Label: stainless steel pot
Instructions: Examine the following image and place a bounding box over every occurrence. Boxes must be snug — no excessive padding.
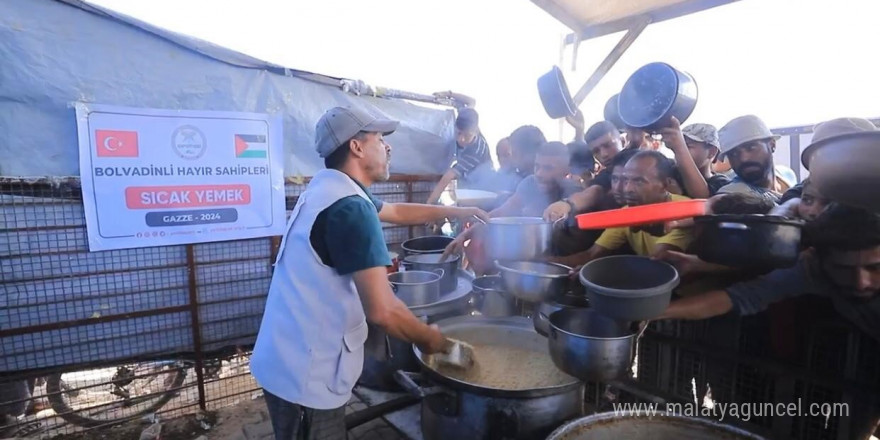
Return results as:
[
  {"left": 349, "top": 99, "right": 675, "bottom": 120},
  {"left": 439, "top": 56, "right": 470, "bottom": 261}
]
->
[
  {"left": 401, "top": 235, "right": 454, "bottom": 256},
  {"left": 470, "top": 275, "right": 518, "bottom": 317},
  {"left": 496, "top": 260, "right": 571, "bottom": 303},
  {"left": 485, "top": 217, "right": 554, "bottom": 261},
  {"left": 548, "top": 308, "right": 635, "bottom": 382},
  {"left": 547, "top": 411, "right": 768, "bottom": 439},
  {"left": 579, "top": 256, "right": 679, "bottom": 321},
  {"left": 389, "top": 269, "right": 444, "bottom": 306},
  {"left": 402, "top": 253, "right": 459, "bottom": 294},
  {"left": 405, "top": 316, "right": 584, "bottom": 440},
  {"left": 533, "top": 293, "right": 590, "bottom": 337}
]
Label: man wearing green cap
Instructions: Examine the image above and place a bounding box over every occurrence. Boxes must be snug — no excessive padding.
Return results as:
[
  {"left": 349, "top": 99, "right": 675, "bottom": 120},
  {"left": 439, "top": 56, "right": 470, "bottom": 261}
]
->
[{"left": 251, "top": 106, "right": 487, "bottom": 439}]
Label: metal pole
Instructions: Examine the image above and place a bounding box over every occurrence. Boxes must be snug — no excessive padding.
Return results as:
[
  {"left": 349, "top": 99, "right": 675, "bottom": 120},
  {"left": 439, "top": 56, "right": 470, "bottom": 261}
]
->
[
  {"left": 571, "top": 16, "right": 651, "bottom": 106},
  {"left": 186, "top": 245, "right": 208, "bottom": 411}
]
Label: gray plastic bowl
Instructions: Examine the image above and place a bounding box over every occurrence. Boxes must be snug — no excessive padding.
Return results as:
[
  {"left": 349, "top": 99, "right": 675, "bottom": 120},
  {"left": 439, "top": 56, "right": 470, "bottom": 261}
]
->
[{"left": 579, "top": 256, "right": 679, "bottom": 321}]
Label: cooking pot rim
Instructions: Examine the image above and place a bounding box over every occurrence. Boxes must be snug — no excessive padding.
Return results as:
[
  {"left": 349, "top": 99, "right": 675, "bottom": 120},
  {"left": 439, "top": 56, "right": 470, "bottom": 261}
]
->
[
  {"left": 496, "top": 260, "right": 570, "bottom": 279},
  {"left": 548, "top": 309, "right": 636, "bottom": 340},
  {"left": 548, "top": 410, "right": 768, "bottom": 439},
  {"left": 471, "top": 275, "right": 505, "bottom": 292},
  {"left": 388, "top": 270, "right": 442, "bottom": 285},
  {"left": 694, "top": 214, "right": 805, "bottom": 226},
  {"left": 403, "top": 253, "right": 460, "bottom": 264}
]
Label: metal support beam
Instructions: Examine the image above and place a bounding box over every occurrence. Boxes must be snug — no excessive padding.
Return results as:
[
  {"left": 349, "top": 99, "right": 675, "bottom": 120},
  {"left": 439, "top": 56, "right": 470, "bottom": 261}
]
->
[{"left": 571, "top": 16, "right": 650, "bottom": 106}]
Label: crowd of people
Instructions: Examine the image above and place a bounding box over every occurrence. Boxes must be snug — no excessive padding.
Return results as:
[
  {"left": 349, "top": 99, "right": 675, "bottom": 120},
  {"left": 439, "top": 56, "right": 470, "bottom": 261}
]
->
[{"left": 436, "top": 96, "right": 879, "bottom": 438}]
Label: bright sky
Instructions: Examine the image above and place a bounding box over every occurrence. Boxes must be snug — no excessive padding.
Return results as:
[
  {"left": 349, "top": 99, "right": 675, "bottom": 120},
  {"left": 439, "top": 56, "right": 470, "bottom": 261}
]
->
[{"left": 89, "top": 0, "right": 879, "bottom": 153}]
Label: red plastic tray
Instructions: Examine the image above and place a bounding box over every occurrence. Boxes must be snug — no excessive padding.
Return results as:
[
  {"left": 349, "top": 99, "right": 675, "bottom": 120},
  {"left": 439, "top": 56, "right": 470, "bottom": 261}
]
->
[{"left": 576, "top": 199, "right": 707, "bottom": 230}]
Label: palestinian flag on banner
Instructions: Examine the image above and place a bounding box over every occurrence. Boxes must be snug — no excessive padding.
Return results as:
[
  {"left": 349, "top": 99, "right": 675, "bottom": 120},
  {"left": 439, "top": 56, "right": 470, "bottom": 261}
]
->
[{"left": 235, "top": 134, "right": 267, "bottom": 158}]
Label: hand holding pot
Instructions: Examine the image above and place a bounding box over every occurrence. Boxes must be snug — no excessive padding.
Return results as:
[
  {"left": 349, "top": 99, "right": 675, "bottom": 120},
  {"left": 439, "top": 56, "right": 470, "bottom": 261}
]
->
[
  {"left": 653, "top": 249, "right": 707, "bottom": 278},
  {"left": 544, "top": 200, "right": 571, "bottom": 223},
  {"left": 657, "top": 116, "right": 687, "bottom": 151}
]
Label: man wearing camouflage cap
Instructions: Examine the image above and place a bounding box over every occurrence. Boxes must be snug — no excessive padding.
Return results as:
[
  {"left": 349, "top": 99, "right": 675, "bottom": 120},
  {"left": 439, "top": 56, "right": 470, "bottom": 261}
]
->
[
  {"left": 251, "top": 106, "right": 488, "bottom": 439},
  {"left": 682, "top": 123, "right": 731, "bottom": 195}
]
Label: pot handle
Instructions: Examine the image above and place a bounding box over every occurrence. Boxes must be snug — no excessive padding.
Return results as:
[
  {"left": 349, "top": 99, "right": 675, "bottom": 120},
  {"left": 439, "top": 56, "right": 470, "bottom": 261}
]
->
[
  {"left": 393, "top": 370, "right": 447, "bottom": 399},
  {"left": 432, "top": 268, "right": 445, "bottom": 279},
  {"left": 533, "top": 312, "right": 551, "bottom": 337},
  {"left": 393, "top": 370, "right": 427, "bottom": 398},
  {"left": 718, "top": 222, "right": 749, "bottom": 231},
  {"left": 390, "top": 283, "right": 399, "bottom": 294}
]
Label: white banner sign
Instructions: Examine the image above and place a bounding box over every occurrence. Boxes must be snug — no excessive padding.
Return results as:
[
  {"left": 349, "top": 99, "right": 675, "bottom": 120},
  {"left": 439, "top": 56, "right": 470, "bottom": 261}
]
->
[{"left": 76, "top": 103, "right": 286, "bottom": 251}]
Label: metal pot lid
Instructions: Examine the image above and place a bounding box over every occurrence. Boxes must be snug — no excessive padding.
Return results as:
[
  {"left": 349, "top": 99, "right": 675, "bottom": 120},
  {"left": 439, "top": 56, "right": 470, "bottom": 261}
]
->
[
  {"left": 413, "top": 315, "right": 581, "bottom": 398},
  {"left": 403, "top": 253, "right": 459, "bottom": 264},
  {"left": 408, "top": 273, "right": 473, "bottom": 317},
  {"left": 694, "top": 214, "right": 805, "bottom": 227}
]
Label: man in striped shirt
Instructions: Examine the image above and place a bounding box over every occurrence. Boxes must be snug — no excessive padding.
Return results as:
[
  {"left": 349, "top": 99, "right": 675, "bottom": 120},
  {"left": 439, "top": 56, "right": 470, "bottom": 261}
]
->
[{"left": 427, "top": 107, "right": 493, "bottom": 204}]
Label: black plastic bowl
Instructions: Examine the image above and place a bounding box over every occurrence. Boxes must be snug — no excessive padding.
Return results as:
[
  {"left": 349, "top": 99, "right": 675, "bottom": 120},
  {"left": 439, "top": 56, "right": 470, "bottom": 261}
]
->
[
  {"left": 579, "top": 255, "right": 679, "bottom": 321},
  {"left": 400, "top": 236, "right": 454, "bottom": 256}
]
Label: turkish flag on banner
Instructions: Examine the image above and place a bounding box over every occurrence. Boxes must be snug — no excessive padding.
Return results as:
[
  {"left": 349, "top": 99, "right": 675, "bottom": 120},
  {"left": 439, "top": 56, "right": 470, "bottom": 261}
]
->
[{"left": 96, "top": 130, "right": 139, "bottom": 157}]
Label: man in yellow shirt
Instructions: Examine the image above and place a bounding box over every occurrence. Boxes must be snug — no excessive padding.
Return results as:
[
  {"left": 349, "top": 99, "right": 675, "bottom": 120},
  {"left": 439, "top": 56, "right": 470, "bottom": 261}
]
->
[{"left": 553, "top": 150, "right": 694, "bottom": 268}]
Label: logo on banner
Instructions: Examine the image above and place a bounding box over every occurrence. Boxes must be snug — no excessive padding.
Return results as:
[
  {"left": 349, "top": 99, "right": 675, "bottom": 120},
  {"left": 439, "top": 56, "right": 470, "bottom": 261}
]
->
[
  {"left": 234, "top": 134, "right": 268, "bottom": 159},
  {"left": 172, "top": 125, "right": 207, "bottom": 160},
  {"left": 96, "top": 130, "right": 139, "bottom": 157}
]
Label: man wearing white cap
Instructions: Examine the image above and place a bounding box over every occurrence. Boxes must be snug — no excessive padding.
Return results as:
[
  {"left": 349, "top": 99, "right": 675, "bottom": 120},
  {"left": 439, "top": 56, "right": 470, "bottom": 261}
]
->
[
  {"left": 715, "top": 115, "right": 788, "bottom": 203},
  {"left": 250, "top": 106, "right": 487, "bottom": 439}
]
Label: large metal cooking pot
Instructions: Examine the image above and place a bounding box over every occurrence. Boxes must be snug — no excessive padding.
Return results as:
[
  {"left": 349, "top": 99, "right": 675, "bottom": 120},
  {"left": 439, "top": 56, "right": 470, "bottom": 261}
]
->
[
  {"left": 693, "top": 214, "right": 803, "bottom": 269},
  {"left": 548, "top": 308, "right": 635, "bottom": 382},
  {"left": 533, "top": 292, "right": 590, "bottom": 337},
  {"left": 547, "top": 411, "right": 768, "bottom": 439},
  {"left": 497, "top": 260, "right": 572, "bottom": 303},
  {"left": 471, "top": 275, "right": 518, "bottom": 317},
  {"left": 389, "top": 270, "right": 444, "bottom": 306},
  {"left": 401, "top": 235, "right": 454, "bottom": 256},
  {"left": 537, "top": 66, "right": 577, "bottom": 119},
  {"left": 579, "top": 256, "right": 679, "bottom": 321},
  {"left": 618, "top": 62, "right": 698, "bottom": 131},
  {"left": 404, "top": 315, "right": 584, "bottom": 440},
  {"left": 402, "top": 253, "right": 460, "bottom": 294},
  {"left": 802, "top": 130, "right": 880, "bottom": 212},
  {"left": 486, "top": 217, "right": 554, "bottom": 261}
]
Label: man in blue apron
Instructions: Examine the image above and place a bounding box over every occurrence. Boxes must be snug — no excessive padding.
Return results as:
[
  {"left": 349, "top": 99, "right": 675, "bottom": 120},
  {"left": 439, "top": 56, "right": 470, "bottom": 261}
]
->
[{"left": 251, "top": 106, "right": 486, "bottom": 440}]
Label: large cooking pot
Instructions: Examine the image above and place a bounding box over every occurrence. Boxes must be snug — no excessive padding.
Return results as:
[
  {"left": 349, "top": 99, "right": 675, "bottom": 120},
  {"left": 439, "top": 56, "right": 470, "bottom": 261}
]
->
[
  {"left": 537, "top": 66, "right": 577, "bottom": 119},
  {"left": 693, "top": 214, "right": 804, "bottom": 269},
  {"left": 471, "top": 275, "right": 518, "bottom": 317},
  {"left": 402, "top": 253, "right": 460, "bottom": 294},
  {"left": 618, "top": 62, "right": 698, "bottom": 131},
  {"left": 579, "top": 256, "right": 679, "bottom": 321},
  {"left": 548, "top": 308, "right": 635, "bottom": 382},
  {"left": 802, "top": 130, "right": 880, "bottom": 212},
  {"left": 533, "top": 292, "right": 590, "bottom": 337},
  {"left": 497, "top": 260, "right": 572, "bottom": 303},
  {"left": 401, "top": 235, "right": 454, "bottom": 256},
  {"left": 547, "top": 411, "right": 768, "bottom": 439},
  {"left": 486, "top": 217, "right": 555, "bottom": 261},
  {"left": 389, "top": 270, "right": 444, "bottom": 306},
  {"left": 403, "top": 316, "right": 583, "bottom": 440}
]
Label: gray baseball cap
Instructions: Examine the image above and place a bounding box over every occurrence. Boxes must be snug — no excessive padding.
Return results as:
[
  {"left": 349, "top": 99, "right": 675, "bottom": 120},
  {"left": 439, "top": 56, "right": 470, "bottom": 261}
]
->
[{"left": 314, "top": 106, "right": 399, "bottom": 158}]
